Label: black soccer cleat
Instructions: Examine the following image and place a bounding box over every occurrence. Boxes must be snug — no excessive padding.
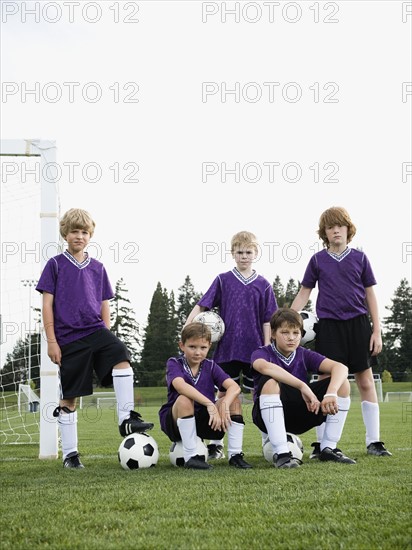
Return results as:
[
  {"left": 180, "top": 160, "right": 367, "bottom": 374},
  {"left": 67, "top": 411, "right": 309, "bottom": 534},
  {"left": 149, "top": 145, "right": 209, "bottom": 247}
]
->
[
  {"left": 184, "top": 455, "right": 213, "bottom": 470},
  {"left": 63, "top": 452, "right": 84, "bottom": 469},
  {"left": 319, "top": 447, "right": 356, "bottom": 464},
  {"left": 367, "top": 441, "right": 392, "bottom": 456},
  {"left": 207, "top": 444, "right": 225, "bottom": 459},
  {"left": 309, "top": 442, "right": 321, "bottom": 460},
  {"left": 119, "top": 410, "right": 154, "bottom": 437},
  {"left": 273, "top": 452, "right": 300, "bottom": 469},
  {"left": 229, "top": 452, "right": 253, "bottom": 469}
]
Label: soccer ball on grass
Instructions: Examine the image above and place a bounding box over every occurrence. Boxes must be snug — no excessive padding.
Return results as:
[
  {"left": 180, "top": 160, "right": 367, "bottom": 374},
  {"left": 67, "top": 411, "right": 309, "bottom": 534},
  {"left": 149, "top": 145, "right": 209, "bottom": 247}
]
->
[
  {"left": 262, "top": 432, "right": 304, "bottom": 463},
  {"left": 169, "top": 437, "right": 209, "bottom": 467},
  {"left": 118, "top": 432, "right": 159, "bottom": 470}
]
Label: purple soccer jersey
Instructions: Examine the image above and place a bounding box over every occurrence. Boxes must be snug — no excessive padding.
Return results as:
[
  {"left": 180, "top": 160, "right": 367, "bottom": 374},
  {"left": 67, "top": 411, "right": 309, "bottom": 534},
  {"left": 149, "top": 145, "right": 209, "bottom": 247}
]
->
[
  {"left": 251, "top": 344, "right": 326, "bottom": 399},
  {"left": 158, "top": 355, "right": 230, "bottom": 432},
  {"left": 301, "top": 248, "right": 377, "bottom": 321},
  {"left": 36, "top": 251, "right": 114, "bottom": 346},
  {"left": 198, "top": 269, "right": 278, "bottom": 364}
]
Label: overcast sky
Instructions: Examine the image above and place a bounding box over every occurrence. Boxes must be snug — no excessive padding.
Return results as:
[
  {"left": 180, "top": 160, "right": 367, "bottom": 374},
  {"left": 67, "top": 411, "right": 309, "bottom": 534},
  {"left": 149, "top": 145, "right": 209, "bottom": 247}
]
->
[{"left": 1, "top": 1, "right": 411, "bottom": 362}]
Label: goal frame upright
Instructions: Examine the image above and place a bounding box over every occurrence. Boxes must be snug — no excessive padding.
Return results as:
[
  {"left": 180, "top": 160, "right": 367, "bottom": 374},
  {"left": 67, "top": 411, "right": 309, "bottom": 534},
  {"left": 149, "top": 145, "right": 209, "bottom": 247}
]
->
[{"left": 1, "top": 139, "right": 59, "bottom": 459}]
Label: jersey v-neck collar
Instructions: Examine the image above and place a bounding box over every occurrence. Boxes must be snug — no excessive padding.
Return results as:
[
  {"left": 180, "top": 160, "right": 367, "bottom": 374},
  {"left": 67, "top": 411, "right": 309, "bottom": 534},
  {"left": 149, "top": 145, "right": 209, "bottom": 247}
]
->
[
  {"left": 63, "top": 250, "right": 91, "bottom": 269},
  {"left": 271, "top": 342, "right": 296, "bottom": 366},
  {"left": 327, "top": 247, "right": 351, "bottom": 262},
  {"left": 232, "top": 267, "right": 258, "bottom": 285}
]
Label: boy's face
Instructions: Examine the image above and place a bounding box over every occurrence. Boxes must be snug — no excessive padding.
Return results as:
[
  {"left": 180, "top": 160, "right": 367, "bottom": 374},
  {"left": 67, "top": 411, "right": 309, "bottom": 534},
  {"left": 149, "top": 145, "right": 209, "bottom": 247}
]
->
[
  {"left": 273, "top": 322, "right": 302, "bottom": 356},
  {"left": 325, "top": 224, "right": 348, "bottom": 247},
  {"left": 179, "top": 337, "right": 211, "bottom": 368},
  {"left": 232, "top": 246, "right": 257, "bottom": 271},
  {"left": 65, "top": 228, "right": 91, "bottom": 255}
]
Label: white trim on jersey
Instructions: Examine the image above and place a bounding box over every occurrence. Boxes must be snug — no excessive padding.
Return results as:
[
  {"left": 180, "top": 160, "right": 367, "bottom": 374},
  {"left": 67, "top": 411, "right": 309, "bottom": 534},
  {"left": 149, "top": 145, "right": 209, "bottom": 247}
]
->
[
  {"left": 63, "top": 250, "right": 91, "bottom": 270},
  {"left": 231, "top": 267, "right": 258, "bottom": 285}
]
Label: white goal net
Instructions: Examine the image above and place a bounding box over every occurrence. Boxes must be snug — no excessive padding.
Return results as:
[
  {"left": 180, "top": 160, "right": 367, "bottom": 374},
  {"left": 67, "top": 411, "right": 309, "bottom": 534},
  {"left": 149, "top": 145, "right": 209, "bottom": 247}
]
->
[{"left": 1, "top": 140, "right": 60, "bottom": 456}]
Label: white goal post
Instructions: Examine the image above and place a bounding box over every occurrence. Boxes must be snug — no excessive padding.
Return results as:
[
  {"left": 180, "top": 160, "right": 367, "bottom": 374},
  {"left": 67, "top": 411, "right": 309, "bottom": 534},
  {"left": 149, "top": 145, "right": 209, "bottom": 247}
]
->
[
  {"left": 1, "top": 139, "right": 59, "bottom": 459},
  {"left": 384, "top": 392, "right": 412, "bottom": 402}
]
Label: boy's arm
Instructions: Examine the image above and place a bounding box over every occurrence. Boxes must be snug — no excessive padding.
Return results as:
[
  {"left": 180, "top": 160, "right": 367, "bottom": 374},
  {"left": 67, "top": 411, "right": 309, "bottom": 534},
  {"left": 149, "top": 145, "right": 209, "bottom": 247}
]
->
[
  {"left": 318, "top": 358, "right": 349, "bottom": 414},
  {"left": 216, "top": 378, "right": 241, "bottom": 430},
  {"left": 183, "top": 305, "right": 206, "bottom": 328},
  {"left": 262, "top": 322, "right": 271, "bottom": 345},
  {"left": 42, "top": 292, "right": 61, "bottom": 366},
  {"left": 365, "top": 286, "right": 382, "bottom": 355},
  {"left": 253, "top": 358, "right": 320, "bottom": 413},
  {"left": 101, "top": 300, "right": 111, "bottom": 329},
  {"left": 290, "top": 286, "right": 312, "bottom": 312},
  {"left": 171, "top": 376, "right": 223, "bottom": 431}
]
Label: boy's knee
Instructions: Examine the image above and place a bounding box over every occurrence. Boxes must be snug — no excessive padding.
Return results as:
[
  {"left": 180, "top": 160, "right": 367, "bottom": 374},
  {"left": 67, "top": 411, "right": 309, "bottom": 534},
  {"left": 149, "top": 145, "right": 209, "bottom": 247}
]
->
[
  {"left": 338, "top": 379, "right": 351, "bottom": 397},
  {"left": 262, "top": 379, "right": 280, "bottom": 394}
]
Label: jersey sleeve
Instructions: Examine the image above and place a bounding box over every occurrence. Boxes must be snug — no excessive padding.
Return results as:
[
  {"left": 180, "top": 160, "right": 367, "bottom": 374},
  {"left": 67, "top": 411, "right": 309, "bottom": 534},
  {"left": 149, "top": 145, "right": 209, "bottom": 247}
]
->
[
  {"left": 35, "top": 257, "right": 58, "bottom": 295},
  {"left": 264, "top": 283, "right": 278, "bottom": 322},
  {"left": 165, "top": 358, "right": 183, "bottom": 389},
  {"left": 251, "top": 346, "right": 271, "bottom": 365},
  {"left": 361, "top": 253, "right": 377, "bottom": 288},
  {"left": 197, "top": 276, "right": 222, "bottom": 309},
  {"left": 302, "top": 348, "right": 326, "bottom": 374},
  {"left": 300, "top": 254, "right": 319, "bottom": 289},
  {"left": 101, "top": 266, "right": 114, "bottom": 301}
]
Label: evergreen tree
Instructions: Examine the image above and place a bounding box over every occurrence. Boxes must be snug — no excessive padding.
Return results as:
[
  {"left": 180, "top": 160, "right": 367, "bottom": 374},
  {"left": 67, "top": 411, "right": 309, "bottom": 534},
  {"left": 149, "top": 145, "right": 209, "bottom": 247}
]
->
[
  {"left": 110, "top": 278, "right": 140, "bottom": 364},
  {"left": 273, "top": 276, "right": 313, "bottom": 311},
  {"left": 380, "top": 278, "right": 412, "bottom": 376},
  {"left": 176, "top": 275, "right": 203, "bottom": 335},
  {"left": 140, "top": 282, "right": 178, "bottom": 386},
  {"left": 1, "top": 332, "right": 41, "bottom": 391}
]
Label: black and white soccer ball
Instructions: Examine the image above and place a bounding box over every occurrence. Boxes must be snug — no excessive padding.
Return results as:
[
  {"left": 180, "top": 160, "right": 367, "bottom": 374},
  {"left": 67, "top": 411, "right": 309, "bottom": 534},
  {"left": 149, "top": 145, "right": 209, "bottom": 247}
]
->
[
  {"left": 262, "top": 432, "right": 304, "bottom": 463},
  {"left": 118, "top": 433, "right": 159, "bottom": 470},
  {"left": 169, "top": 437, "right": 209, "bottom": 467},
  {"left": 192, "top": 310, "right": 225, "bottom": 343},
  {"left": 299, "top": 310, "right": 318, "bottom": 346}
]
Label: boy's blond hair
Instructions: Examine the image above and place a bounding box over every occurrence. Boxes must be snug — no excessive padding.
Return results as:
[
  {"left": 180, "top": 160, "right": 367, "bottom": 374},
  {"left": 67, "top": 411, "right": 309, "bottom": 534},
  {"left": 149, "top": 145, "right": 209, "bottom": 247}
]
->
[
  {"left": 231, "top": 231, "right": 258, "bottom": 253},
  {"left": 59, "top": 208, "right": 96, "bottom": 239},
  {"left": 181, "top": 323, "right": 212, "bottom": 344},
  {"left": 317, "top": 207, "right": 356, "bottom": 248}
]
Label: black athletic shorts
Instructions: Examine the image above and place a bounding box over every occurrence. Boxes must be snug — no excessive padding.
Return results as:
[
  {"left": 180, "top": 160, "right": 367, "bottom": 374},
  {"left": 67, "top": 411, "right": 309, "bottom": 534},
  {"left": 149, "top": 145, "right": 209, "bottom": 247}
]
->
[
  {"left": 315, "top": 314, "right": 375, "bottom": 374},
  {"left": 219, "top": 360, "right": 254, "bottom": 391},
  {"left": 162, "top": 405, "right": 225, "bottom": 443},
  {"left": 59, "top": 328, "right": 131, "bottom": 399},
  {"left": 252, "top": 376, "right": 330, "bottom": 435}
]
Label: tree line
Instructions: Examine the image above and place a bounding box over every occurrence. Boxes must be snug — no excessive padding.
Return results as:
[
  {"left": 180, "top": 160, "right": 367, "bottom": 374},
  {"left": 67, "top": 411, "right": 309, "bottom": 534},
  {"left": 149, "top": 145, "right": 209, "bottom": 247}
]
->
[{"left": 1, "top": 276, "right": 411, "bottom": 390}]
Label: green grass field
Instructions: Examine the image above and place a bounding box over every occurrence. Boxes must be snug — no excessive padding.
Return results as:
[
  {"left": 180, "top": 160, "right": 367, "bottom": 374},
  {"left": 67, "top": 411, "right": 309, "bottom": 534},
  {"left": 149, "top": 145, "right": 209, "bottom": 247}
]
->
[{"left": 1, "top": 396, "right": 411, "bottom": 549}]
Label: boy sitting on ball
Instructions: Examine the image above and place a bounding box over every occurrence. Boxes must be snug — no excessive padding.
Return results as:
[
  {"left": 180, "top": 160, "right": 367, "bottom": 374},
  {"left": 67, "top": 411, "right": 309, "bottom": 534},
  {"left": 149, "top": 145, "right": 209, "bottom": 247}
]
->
[
  {"left": 159, "top": 323, "right": 252, "bottom": 470},
  {"left": 252, "top": 308, "right": 356, "bottom": 468}
]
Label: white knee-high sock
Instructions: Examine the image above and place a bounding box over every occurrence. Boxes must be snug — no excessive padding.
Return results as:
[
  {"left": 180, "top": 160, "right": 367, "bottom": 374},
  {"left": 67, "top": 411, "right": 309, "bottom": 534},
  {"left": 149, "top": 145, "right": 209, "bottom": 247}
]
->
[
  {"left": 177, "top": 416, "right": 197, "bottom": 461},
  {"left": 259, "top": 394, "right": 289, "bottom": 455},
  {"left": 112, "top": 366, "right": 134, "bottom": 424},
  {"left": 361, "top": 401, "right": 380, "bottom": 446},
  {"left": 316, "top": 423, "right": 325, "bottom": 442},
  {"left": 227, "top": 419, "right": 244, "bottom": 458},
  {"left": 59, "top": 410, "right": 78, "bottom": 459},
  {"left": 320, "top": 396, "right": 351, "bottom": 451}
]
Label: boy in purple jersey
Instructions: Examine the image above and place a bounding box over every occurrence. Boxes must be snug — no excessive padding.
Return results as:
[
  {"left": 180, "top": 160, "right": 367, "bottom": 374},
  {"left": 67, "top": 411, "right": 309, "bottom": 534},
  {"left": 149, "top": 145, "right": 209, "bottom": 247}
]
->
[
  {"left": 159, "top": 323, "right": 252, "bottom": 469},
  {"left": 252, "top": 308, "right": 356, "bottom": 468},
  {"left": 36, "top": 208, "right": 153, "bottom": 469},
  {"left": 291, "top": 206, "right": 391, "bottom": 457},
  {"left": 185, "top": 231, "right": 277, "bottom": 460}
]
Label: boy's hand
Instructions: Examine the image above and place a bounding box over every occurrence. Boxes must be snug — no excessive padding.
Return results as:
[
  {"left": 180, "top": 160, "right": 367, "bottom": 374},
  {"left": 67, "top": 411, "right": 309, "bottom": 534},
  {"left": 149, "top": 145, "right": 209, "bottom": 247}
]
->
[
  {"left": 215, "top": 399, "right": 232, "bottom": 432},
  {"left": 320, "top": 395, "right": 338, "bottom": 415},
  {"left": 300, "top": 385, "right": 320, "bottom": 414},
  {"left": 207, "top": 403, "right": 223, "bottom": 432},
  {"left": 47, "top": 342, "right": 62, "bottom": 366},
  {"left": 370, "top": 331, "right": 382, "bottom": 356}
]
